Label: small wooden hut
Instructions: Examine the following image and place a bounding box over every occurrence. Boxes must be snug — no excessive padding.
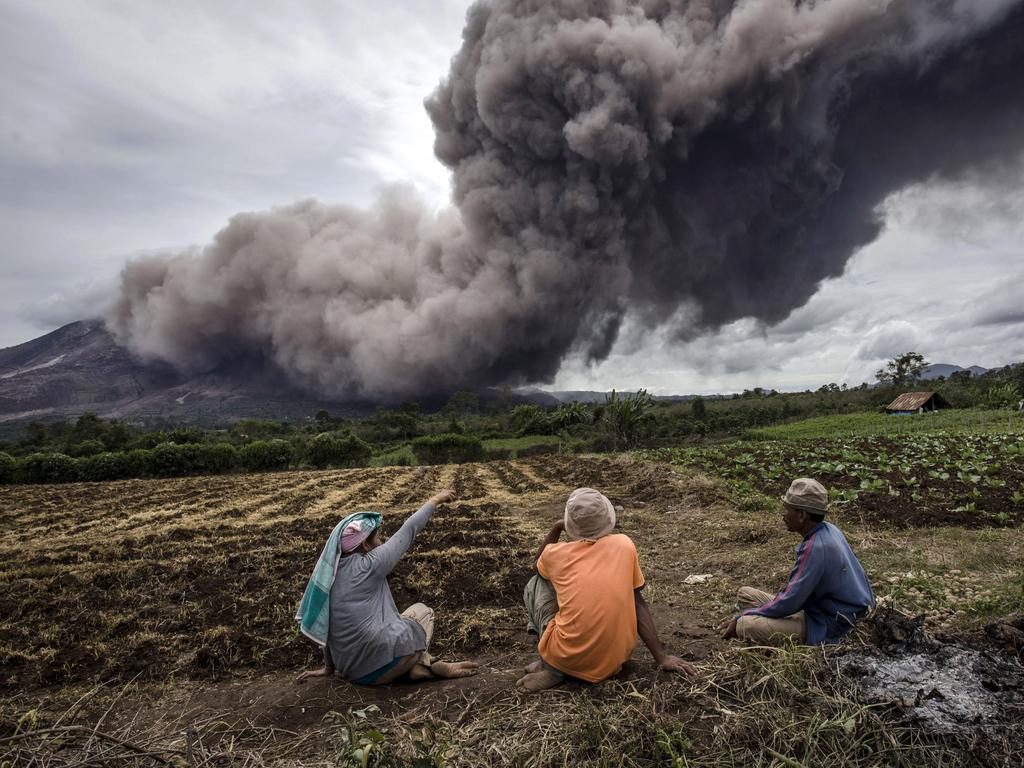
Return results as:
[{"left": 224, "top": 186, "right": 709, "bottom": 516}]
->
[{"left": 885, "top": 391, "right": 951, "bottom": 415}]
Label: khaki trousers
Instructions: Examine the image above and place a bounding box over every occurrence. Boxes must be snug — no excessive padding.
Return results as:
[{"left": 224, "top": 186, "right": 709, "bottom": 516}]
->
[
  {"left": 735, "top": 587, "right": 806, "bottom": 644},
  {"left": 372, "top": 603, "right": 435, "bottom": 684}
]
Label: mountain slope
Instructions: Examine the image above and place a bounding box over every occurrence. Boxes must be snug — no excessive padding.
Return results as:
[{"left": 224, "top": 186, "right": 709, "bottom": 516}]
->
[
  {"left": 0, "top": 320, "right": 177, "bottom": 419},
  {"left": 921, "top": 363, "right": 989, "bottom": 380},
  {"left": 0, "top": 320, "right": 374, "bottom": 425},
  {"left": 0, "top": 321, "right": 560, "bottom": 426}
]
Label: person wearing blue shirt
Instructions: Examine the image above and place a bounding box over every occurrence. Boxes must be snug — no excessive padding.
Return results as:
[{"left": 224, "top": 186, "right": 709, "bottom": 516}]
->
[{"left": 719, "top": 478, "right": 875, "bottom": 645}]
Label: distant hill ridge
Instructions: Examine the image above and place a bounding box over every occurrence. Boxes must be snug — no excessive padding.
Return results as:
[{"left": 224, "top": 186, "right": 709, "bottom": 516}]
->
[{"left": 920, "top": 363, "right": 988, "bottom": 380}]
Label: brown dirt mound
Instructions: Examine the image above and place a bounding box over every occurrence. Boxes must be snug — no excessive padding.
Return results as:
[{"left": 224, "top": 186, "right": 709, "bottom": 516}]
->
[
  {"left": 452, "top": 463, "right": 489, "bottom": 500},
  {"left": 488, "top": 461, "right": 547, "bottom": 494}
]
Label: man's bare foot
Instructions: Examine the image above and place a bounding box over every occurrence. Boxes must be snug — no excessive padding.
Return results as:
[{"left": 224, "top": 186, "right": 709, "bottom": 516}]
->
[
  {"left": 429, "top": 660, "right": 481, "bottom": 679},
  {"left": 523, "top": 659, "right": 543, "bottom": 674},
  {"left": 516, "top": 669, "right": 564, "bottom": 692}
]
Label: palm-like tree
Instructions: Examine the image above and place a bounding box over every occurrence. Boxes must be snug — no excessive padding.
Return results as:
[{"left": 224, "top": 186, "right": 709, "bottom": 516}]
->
[{"left": 602, "top": 389, "right": 653, "bottom": 450}]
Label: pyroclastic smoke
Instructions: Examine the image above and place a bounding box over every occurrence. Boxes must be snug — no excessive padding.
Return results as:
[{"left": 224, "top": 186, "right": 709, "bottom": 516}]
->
[{"left": 107, "top": 0, "right": 1024, "bottom": 400}]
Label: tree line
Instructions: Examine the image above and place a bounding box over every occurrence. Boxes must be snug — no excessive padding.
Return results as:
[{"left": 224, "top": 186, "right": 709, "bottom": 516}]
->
[{"left": 1, "top": 356, "right": 1020, "bottom": 485}]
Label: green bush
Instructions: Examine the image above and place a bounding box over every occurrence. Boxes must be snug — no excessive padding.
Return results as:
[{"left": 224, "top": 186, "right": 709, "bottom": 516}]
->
[
  {"left": 129, "top": 431, "right": 166, "bottom": 450},
  {"left": 510, "top": 404, "right": 553, "bottom": 435},
  {"left": 357, "top": 411, "right": 420, "bottom": 442},
  {"left": 0, "top": 452, "right": 15, "bottom": 484},
  {"left": 68, "top": 439, "right": 106, "bottom": 458},
  {"left": 550, "top": 402, "right": 593, "bottom": 430},
  {"left": 307, "top": 433, "right": 339, "bottom": 468},
  {"left": 239, "top": 439, "right": 295, "bottom": 472},
  {"left": 100, "top": 422, "right": 131, "bottom": 453},
  {"left": 147, "top": 443, "right": 196, "bottom": 478},
  {"left": 981, "top": 383, "right": 1021, "bottom": 409},
  {"left": 71, "top": 443, "right": 237, "bottom": 481},
  {"left": 167, "top": 427, "right": 205, "bottom": 444},
  {"left": 196, "top": 442, "right": 238, "bottom": 474},
  {"left": 371, "top": 444, "right": 415, "bottom": 468},
  {"left": 125, "top": 449, "right": 152, "bottom": 477},
  {"left": 19, "top": 452, "right": 79, "bottom": 484},
  {"left": 78, "top": 452, "right": 141, "bottom": 481},
  {"left": 410, "top": 434, "right": 484, "bottom": 465},
  {"left": 307, "top": 433, "right": 372, "bottom": 468}
]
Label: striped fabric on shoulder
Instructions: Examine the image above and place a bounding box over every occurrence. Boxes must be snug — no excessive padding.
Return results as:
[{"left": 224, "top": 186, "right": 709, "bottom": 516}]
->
[{"left": 295, "top": 512, "right": 382, "bottom": 646}]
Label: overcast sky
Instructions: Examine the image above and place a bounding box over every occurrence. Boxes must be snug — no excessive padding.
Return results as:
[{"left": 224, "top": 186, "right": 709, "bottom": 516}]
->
[{"left": 2, "top": 0, "right": 1023, "bottom": 395}]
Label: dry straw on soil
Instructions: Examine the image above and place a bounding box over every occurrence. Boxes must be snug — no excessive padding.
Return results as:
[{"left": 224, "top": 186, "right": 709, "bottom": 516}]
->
[{"left": 2, "top": 456, "right": 1022, "bottom": 767}]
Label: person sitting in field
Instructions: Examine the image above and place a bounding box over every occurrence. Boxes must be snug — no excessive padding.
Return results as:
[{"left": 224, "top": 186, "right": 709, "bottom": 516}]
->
[
  {"left": 518, "top": 487, "right": 696, "bottom": 692},
  {"left": 296, "top": 489, "right": 480, "bottom": 685},
  {"left": 718, "top": 478, "right": 875, "bottom": 646}
]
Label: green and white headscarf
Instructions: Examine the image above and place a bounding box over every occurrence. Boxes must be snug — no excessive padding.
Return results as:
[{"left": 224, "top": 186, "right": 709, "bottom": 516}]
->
[{"left": 295, "top": 511, "right": 382, "bottom": 646}]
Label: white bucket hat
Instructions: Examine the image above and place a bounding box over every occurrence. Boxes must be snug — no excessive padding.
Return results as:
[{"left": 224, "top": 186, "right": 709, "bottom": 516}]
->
[{"left": 564, "top": 487, "right": 616, "bottom": 540}]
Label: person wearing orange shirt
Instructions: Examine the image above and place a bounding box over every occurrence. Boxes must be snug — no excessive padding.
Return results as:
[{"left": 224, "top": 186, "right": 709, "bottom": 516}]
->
[{"left": 517, "top": 487, "right": 696, "bottom": 692}]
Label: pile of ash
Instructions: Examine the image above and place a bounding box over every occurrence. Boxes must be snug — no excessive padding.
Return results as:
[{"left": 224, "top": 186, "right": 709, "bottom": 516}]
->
[{"left": 837, "top": 609, "right": 1024, "bottom": 733}]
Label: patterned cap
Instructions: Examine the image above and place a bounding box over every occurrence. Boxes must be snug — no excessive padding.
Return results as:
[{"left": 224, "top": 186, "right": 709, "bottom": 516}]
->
[{"left": 782, "top": 478, "right": 829, "bottom": 514}]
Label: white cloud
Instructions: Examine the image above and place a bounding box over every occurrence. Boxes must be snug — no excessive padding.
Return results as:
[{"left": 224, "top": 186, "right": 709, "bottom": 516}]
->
[
  {"left": 18, "top": 274, "right": 118, "bottom": 329},
  {"left": 855, "top": 321, "right": 923, "bottom": 361},
  {"left": 960, "top": 276, "right": 1024, "bottom": 327},
  {"left": 0, "top": 1, "right": 470, "bottom": 343}
]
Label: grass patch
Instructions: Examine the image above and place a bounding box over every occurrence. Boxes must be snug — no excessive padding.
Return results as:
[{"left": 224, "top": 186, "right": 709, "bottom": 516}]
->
[
  {"left": 482, "top": 434, "right": 563, "bottom": 455},
  {"left": 219, "top": 647, "right": 1012, "bottom": 768},
  {"left": 370, "top": 444, "right": 415, "bottom": 467},
  {"left": 883, "top": 571, "right": 953, "bottom": 613},
  {"left": 958, "top": 570, "right": 1024, "bottom": 621},
  {"left": 747, "top": 409, "right": 1024, "bottom": 440}
]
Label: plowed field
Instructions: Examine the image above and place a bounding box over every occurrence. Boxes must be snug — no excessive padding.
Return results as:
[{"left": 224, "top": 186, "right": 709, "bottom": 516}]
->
[{"left": 2, "top": 457, "right": 1021, "bottom": 767}]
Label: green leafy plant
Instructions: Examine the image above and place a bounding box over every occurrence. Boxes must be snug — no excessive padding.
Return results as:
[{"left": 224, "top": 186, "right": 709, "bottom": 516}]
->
[
  {"left": 18, "top": 452, "right": 79, "bottom": 484},
  {"left": 410, "top": 433, "right": 484, "bottom": 465},
  {"left": 0, "top": 451, "right": 15, "bottom": 484},
  {"left": 307, "top": 433, "right": 371, "bottom": 468},
  {"left": 238, "top": 439, "right": 295, "bottom": 472},
  {"left": 602, "top": 389, "right": 654, "bottom": 450}
]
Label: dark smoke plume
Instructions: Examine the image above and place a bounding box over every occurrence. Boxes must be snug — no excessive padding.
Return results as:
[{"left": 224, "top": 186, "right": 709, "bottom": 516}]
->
[{"left": 108, "top": 0, "right": 1024, "bottom": 400}]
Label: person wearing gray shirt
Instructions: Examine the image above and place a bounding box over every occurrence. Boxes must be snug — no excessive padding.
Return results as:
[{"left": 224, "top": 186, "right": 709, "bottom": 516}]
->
[{"left": 298, "top": 489, "right": 480, "bottom": 685}]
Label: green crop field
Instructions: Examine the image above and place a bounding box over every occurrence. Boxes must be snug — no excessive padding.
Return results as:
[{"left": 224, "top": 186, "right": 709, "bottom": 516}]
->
[
  {"left": 746, "top": 409, "right": 1024, "bottom": 440},
  {"left": 641, "top": 410, "right": 1024, "bottom": 530}
]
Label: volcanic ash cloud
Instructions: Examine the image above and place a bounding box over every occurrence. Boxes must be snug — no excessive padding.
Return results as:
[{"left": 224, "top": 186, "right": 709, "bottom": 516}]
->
[{"left": 107, "top": 0, "right": 1024, "bottom": 400}]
